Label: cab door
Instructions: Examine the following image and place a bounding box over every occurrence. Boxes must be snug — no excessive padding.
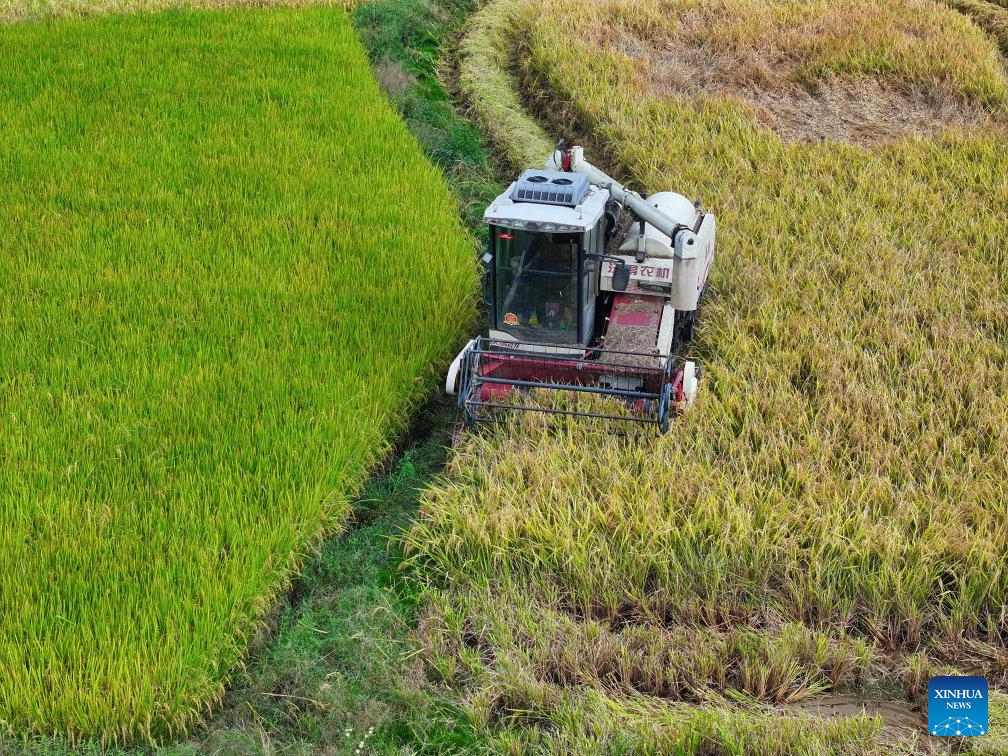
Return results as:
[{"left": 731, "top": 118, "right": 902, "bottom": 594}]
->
[{"left": 579, "top": 220, "right": 603, "bottom": 343}]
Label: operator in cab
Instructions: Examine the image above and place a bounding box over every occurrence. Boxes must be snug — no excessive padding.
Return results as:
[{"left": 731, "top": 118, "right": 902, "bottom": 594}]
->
[{"left": 496, "top": 230, "right": 579, "bottom": 343}]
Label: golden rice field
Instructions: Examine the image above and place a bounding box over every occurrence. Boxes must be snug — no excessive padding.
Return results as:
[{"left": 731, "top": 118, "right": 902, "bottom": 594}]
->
[
  {"left": 0, "top": 6, "right": 474, "bottom": 742},
  {"left": 407, "top": 0, "right": 1008, "bottom": 751}
]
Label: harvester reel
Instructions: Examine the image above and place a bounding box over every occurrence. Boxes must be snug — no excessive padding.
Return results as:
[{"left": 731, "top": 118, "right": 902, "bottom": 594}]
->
[{"left": 453, "top": 337, "right": 686, "bottom": 434}]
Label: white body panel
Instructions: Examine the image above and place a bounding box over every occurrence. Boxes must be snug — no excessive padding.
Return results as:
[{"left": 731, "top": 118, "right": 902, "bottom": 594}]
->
[
  {"left": 484, "top": 182, "right": 609, "bottom": 232},
  {"left": 682, "top": 361, "right": 698, "bottom": 406},
  {"left": 678, "top": 213, "right": 715, "bottom": 310},
  {"left": 445, "top": 338, "right": 476, "bottom": 395},
  {"left": 619, "top": 191, "right": 701, "bottom": 259},
  {"left": 656, "top": 303, "right": 676, "bottom": 357}
]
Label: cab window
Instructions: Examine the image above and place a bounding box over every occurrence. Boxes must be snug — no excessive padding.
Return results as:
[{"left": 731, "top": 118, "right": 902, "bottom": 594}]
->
[{"left": 494, "top": 228, "right": 579, "bottom": 344}]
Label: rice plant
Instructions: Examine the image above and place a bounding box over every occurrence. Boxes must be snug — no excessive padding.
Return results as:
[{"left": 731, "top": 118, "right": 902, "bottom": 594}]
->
[
  {"left": 1, "top": 0, "right": 356, "bottom": 25},
  {"left": 407, "top": 0, "right": 1008, "bottom": 750},
  {"left": 0, "top": 6, "right": 475, "bottom": 742}
]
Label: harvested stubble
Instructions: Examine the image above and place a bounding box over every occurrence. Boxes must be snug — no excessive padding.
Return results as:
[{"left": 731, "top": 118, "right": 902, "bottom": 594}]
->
[
  {"left": 408, "top": 0, "right": 1008, "bottom": 751},
  {"left": 0, "top": 6, "right": 475, "bottom": 742}
]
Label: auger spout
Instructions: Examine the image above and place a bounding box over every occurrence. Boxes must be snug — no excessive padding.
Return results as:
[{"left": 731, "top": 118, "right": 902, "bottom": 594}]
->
[{"left": 545, "top": 144, "right": 694, "bottom": 244}]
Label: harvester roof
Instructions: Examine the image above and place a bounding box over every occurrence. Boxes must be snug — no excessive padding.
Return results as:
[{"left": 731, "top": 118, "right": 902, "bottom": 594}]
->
[{"left": 484, "top": 169, "right": 608, "bottom": 232}]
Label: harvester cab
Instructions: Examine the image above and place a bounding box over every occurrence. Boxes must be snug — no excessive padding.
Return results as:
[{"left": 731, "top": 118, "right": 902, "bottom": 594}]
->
[{"left": 446, "top": 141, "right": 715, "bottom": 433}]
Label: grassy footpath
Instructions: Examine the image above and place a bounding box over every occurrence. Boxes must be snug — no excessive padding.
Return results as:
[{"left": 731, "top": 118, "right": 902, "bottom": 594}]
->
[
  {"left": 353, "top": 0, "right": 501, "bottom": 232},
  {"left": 0, "top": 5, "right": 477, "bottom": 743}
]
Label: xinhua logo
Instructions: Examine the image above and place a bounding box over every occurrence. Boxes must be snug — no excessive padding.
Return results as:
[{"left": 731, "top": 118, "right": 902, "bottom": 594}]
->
[{"left": 928, "top": 676, "right": 988, "bottom": 736}]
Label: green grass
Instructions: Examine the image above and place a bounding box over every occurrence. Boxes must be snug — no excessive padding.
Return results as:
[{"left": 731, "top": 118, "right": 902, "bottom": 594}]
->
[
  {"left": 351, "top": 0, "right": 502, "bottom": 233},
  {"left": 0, "top": 6, "right": 475, "bottom": 743}
]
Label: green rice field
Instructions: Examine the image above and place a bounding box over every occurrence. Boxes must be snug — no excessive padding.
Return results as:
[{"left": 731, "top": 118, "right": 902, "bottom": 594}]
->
[{"left": 0, "top": 6, "right": 474, "bottom": 742}]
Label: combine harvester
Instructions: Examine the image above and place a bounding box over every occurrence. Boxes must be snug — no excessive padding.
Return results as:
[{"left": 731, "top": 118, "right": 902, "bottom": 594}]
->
[{"left": 446, "top": 140, "right": 715, "bottom": 433}]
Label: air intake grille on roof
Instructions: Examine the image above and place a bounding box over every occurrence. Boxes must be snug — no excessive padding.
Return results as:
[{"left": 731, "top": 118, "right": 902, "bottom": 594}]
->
[{"left": 510, "top": 169, "right": 591, "bottom": 207}]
